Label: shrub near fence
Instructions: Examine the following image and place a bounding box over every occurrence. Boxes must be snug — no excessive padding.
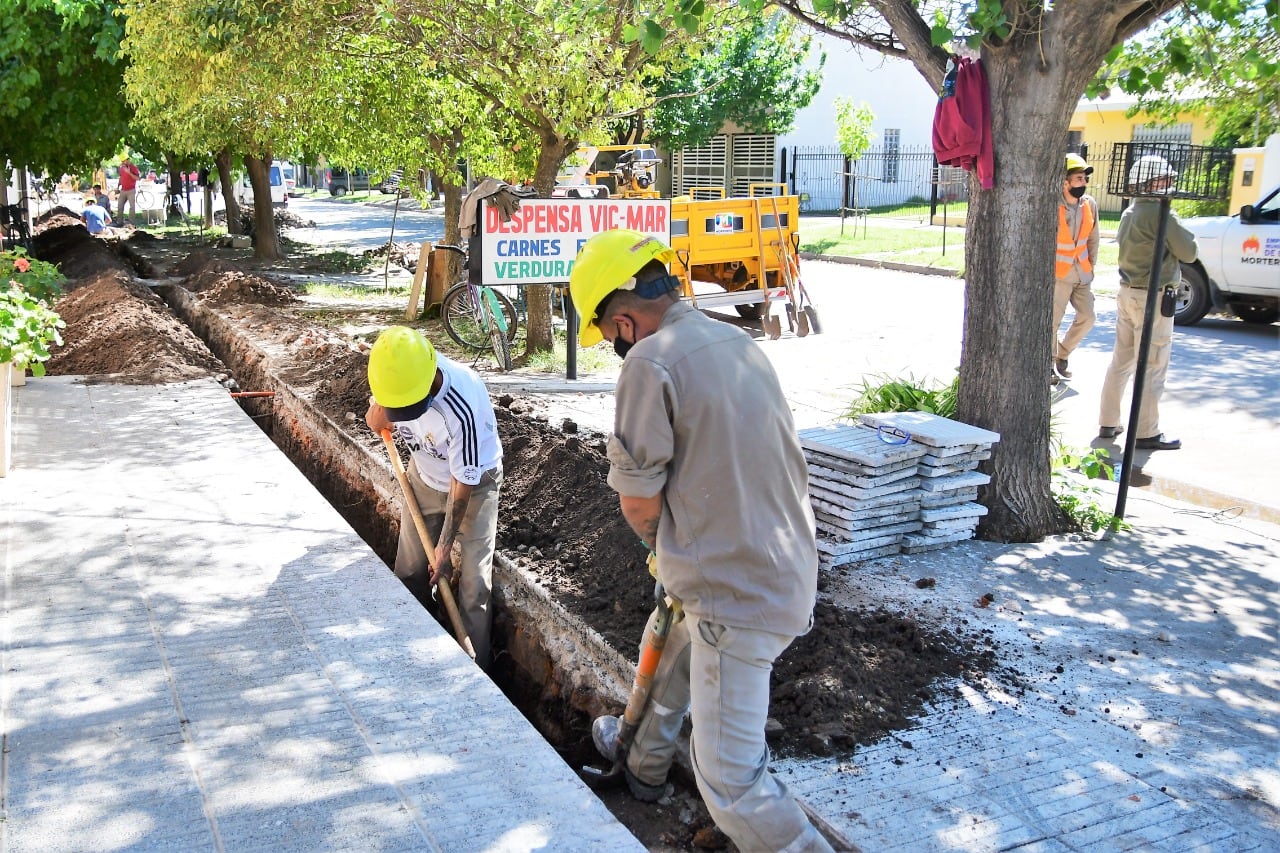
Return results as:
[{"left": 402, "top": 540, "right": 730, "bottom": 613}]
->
[{"left": 782, "top": 144, "right": 969, "bottom": 218}]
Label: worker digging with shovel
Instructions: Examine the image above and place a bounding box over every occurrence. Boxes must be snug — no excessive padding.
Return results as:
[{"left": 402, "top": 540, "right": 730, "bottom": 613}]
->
[
  {"left": 571, "top": 230, "right": 834, "bottom": 853},
  {"left": 365, "top": 326, "right": 503, "bottom": 669}
]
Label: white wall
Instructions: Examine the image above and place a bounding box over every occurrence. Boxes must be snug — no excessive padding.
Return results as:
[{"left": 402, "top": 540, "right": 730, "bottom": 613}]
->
[{"left": 776, "top": 35, "right": 938, "bottom": 152}]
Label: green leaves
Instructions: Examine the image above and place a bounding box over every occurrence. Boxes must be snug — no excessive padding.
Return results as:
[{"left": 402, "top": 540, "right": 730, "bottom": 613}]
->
[
  {"left": 0, "top": 278, "right": 65, "bottom": 377},
  {"left": 834, "top": 98, "right": 875, "bottom": 158}
]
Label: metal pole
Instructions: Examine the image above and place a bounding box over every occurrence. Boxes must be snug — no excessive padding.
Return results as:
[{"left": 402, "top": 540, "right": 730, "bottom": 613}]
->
[
  {"left": 565, "top": 297, "right": 578, "bottom": 381},
  {"left": 840, "top": 155, "right": 850, "bottom": 236},
  {"left": 384, "top": 192, "right": 402, "bottom": 292},
  {"left": 1112, "top": 195, "right": 1172, "bottom": 524}
]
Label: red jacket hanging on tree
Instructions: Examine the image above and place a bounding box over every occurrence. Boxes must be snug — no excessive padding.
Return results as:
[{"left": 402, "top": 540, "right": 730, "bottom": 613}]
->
[{"left": 932, "top": 56, "right": 994, "bottom": 190}]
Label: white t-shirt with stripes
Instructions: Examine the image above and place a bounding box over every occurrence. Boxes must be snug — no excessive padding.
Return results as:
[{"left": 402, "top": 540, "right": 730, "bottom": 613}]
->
[{"left": 392, "top": 355, "right": 502, "bottom": 492}]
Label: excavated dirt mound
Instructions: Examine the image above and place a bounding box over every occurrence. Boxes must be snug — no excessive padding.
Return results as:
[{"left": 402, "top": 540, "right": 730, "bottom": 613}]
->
[
  {"left": 31, "top": 214, "right": 134, "bottom": 282},
  {"left": 47, "top": 272, "right": 225, "bottom": 382},
  {"left": 182, "top": 266, "right": 298, "bottom": 307}
]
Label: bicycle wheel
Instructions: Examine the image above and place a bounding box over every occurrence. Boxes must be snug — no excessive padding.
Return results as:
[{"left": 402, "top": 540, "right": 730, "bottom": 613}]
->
[
  {"left": 483, "top": 291, "right": 514, "bottom": 371},
  {"left": 135, "top": 189, "right": 154, "bottom": 210},
  {"left": 441, "top": 283, "right": 518, "bottom": 351}
]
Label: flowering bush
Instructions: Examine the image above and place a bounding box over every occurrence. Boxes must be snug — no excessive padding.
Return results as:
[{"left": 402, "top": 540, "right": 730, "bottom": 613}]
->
[
  {"left": 2, "top": 250, "right": 65, "bottom": 303},
  {"left": 1, "top": 251, "right": 65, "bottom": 376}
]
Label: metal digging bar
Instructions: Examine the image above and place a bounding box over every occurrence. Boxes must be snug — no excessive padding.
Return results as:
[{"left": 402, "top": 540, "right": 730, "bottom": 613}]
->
[{"left": 1104, "top": 142, "right": 1233, "bottom": 530}]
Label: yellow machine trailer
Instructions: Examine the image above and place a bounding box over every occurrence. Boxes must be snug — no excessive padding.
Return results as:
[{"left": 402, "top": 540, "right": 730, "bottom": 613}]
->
[{"left": 669, "top": 184, "right": 821, "bottom": 339}]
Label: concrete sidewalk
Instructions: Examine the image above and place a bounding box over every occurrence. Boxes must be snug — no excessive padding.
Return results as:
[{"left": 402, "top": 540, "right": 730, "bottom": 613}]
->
[
  {"left": 1, "top": 378, "right": 640, "bottom": 852},
  {"left": 484, "top": 377, "right": 1280, "bottom": 850}
]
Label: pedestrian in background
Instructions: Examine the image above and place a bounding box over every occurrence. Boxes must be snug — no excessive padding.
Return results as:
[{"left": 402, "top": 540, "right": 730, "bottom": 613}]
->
[
  {"left": 117, "top": 156, "right": 142, "bottom": 225},
  {"left": 92, "top": 184, "right": 111, "bottom": 211},
  {"left": 81, "top": 196, "right": 112, "bottom": 235},
  {"left": 364, "top": 327, "right": 503, "bottom": 668},
  {"left": 570, "top": 229, "right": 833, "bottom": 852},
  {"left": 1099, "top": 155, "right": 1198, "bottom": 450},
  {"left": 1052, "top": 153, "right": 1100, "bottom": 385}
]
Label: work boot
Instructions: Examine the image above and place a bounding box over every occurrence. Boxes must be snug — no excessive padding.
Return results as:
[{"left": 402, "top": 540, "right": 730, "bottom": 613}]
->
[
  {"left": 1098, "top": 425, "right": 1124, "bottom": 439},
  {"left": 592, "top": 714, "right": 620, "bottom": 762},
  {"left": 591, "top": 715, "right": 669, "bottom": 803},
  {"left": 1136, "top": 434, "right": 1181, "bottom": 451},
  {"left": 1055, "top": 358, "right": 1072, "bottom": 379}
]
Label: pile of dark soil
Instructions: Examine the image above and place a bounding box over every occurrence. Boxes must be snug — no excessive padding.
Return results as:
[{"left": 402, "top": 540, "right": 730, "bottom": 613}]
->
[
  {"left": 179, "top": 258, "right": 297, "bottom": 307},
  {"left": 47, "top": 271, "right": 224, "bottom": 382},
  {"left": 31, "top": 211, "right": 134, "bottom": 280}
]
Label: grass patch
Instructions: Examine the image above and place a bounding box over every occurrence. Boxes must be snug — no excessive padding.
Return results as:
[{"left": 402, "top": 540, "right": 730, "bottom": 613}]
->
[
  {"left": 299, "top": 280, "right": 410, "bottom": 299},
  {"left": 802, "top": 219, "right": 1120, "bottom": 275},
  {"left": 523, "top": 328, "right": 622, "bottom": 375}
]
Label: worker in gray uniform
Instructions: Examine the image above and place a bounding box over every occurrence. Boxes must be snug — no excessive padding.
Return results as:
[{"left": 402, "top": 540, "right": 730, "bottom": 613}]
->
[
  {"left": 569, "top": 229, "right": 833, "bottom": 853},
  {"left": 1099, "top": 155, "right": 1198, "bottom": 450}
]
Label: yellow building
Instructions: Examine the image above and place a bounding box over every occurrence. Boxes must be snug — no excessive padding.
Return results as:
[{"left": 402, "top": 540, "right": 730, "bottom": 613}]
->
[{"left": 1069, "top": 94, "right": 1214, "bottom": 213}]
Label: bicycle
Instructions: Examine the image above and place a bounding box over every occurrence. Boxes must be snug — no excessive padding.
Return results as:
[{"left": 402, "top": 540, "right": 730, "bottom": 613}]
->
[
  {"left": 30, "top": 177, "right": 56, "bottom": 210},
  {"left": 1, "top": 201, "right": 31, "bottom": 250},
  {"left": 133, "top": 186, "right": 156, "bottom": 211},
  {"left": 435, "top": 243, "right": 518, "bottom": 371}
]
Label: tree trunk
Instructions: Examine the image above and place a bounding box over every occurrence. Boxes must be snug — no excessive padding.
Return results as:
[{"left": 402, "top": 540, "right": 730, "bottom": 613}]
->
[
  {"left": 441, "top": 179, "right": 464, "bottom": 285},
  {"left": 525, "top": 133, "right": 577, "bottom": 354},
  {"left": 957, "top": 45, "right": 1096, "bottom": 541},
  {"left": 215, "top": 149, "right": 239, "bottom": 234},
  {"left": 163, "top": 152, "right": 183, "bottom": 220},
  {"left": 245, "top": 153, "right": 283, "bottom": 262}
]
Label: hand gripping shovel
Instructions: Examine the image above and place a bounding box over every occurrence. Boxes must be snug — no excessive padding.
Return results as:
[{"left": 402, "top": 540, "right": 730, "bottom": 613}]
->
[
  {"left": 580, "top": 580, "right": 681, "bottom": 786},
  {"left": 380, "top": 429, "right": 476, "bottom": 660}
]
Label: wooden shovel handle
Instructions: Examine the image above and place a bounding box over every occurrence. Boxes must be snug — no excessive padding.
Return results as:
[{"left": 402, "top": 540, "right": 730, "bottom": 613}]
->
[{"left": 380, "top": 429, "right": 476, "bottom": 660}]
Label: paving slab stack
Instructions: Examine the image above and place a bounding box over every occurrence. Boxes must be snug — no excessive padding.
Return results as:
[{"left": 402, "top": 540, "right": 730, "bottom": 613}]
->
[
  {"left": 800, "top": 412, "right": 1001, "bottom": 565},
  {"left": 798, "top": 423, "right": 928, "bottom": 567}
]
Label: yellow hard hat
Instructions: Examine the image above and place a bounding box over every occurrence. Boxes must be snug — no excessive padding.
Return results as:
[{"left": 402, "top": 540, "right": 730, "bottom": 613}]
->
[
  {"left": 569, "top": 229, "right": 675, "bottom": 348},
  {"left": 1064, "top": 153, "right": 1093, "bottom": 175},
  {"left": 368, "top": 326, "right": 438, "bottom": 408}
]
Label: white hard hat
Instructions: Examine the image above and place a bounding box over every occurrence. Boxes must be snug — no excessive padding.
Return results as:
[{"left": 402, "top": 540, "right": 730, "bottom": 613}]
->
[{"left": 1129, "top": 155, "right": 1178, "bottom": 190}]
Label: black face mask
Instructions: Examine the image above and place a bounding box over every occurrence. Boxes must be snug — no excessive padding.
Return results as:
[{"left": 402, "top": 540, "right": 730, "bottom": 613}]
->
[
  {"left": 1068, "top": 185, "right": 1087, "bottom": 199},
  {"left": 612, "top": 316, "right": 636, "bottom": 359}
]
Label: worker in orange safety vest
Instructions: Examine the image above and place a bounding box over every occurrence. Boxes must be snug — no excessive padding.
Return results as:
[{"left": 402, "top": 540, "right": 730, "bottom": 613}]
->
[{"left": 1051, "top": 152, "right": 1100, "bottom": 385}]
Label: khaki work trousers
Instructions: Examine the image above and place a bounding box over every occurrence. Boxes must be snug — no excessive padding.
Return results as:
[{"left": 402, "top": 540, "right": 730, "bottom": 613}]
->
[
  {"left": 1099, "top": 286, "right": 1173, "bottom": 438},
  {"left": 627, "top": 608, "right": 833, "bottom": 853},
  {"left": 395, "top": 462, "right": 501, "bottom": 667},
  {"left": 1052, "top": 278, "right": 1096, "bottom": 361},
  {"left": 116, "top": 187, "right": 137, "bottom": 222}
]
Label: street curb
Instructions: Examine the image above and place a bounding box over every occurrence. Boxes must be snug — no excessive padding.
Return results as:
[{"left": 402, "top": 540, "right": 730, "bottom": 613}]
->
[
  {"left": 798, "top": 252, "right": 961, "bottom": 278},
  {"left": 1132, "top": 473, "right": 1280, "bottom": 526}
]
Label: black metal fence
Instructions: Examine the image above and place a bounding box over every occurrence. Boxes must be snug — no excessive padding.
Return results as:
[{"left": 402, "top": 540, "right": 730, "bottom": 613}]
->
[
  {"left": 780, "top": 144, "right": 968, "bottom": 218},
  {"left": 1074, "top": 141, "right": 1233, "bottom": 215}
]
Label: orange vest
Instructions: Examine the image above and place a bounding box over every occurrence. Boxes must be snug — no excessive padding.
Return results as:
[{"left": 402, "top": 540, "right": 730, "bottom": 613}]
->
[{"left": 1055, "top": 198, "right": 1094, "bottom": 279}]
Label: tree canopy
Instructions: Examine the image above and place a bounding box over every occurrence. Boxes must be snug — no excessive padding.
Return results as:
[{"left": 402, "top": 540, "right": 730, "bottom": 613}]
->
[
  {"left": 645, "top": 11, "right": 823, "bottom": 151},
  {"left": 0, "top": 0, "right": 130, "bottom": 179},
  {"left": 1091, "top": 0, "right": 1280, "bottom": 146}
]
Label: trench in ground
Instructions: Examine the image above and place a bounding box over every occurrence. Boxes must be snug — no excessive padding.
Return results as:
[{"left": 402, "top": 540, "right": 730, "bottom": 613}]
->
[{"left": 151, "top": 281, "right": 635, "bottom": 765}]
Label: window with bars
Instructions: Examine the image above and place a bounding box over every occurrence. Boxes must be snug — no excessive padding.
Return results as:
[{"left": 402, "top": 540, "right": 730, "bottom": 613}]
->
[
  {"left": 730, "top": 134, "right": 777, "bottom": 196},
  {"left": 673, "top": 136, "right": 727, "bottom": 196},
  {"left": 883, "top": 129, "right": 900, "bottom": 184},
  {"left": 1132, "top": 123, "right": 1192, "bottom": 145}
]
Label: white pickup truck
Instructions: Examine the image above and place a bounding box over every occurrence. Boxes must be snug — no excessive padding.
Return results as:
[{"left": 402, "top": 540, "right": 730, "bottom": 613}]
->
[{"left": 1175, "top": 183, "right": 1280, "bottom": 325}]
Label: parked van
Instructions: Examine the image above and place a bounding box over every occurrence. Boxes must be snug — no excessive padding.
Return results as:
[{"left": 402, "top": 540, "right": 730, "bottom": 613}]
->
[
  {"left": 328, "top": 167, "right": 371, "bottom": 196},
  {"left": 279, "top": 161, "right": 298, "bottom": 197},
  {"left": 233, "top": 161, "right": 289, "bottom": 207}
]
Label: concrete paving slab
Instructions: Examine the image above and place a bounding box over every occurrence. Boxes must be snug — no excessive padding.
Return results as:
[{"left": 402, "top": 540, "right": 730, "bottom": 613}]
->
[{"left": 2, "top": 377, "right": 641, "bottom": 852}]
